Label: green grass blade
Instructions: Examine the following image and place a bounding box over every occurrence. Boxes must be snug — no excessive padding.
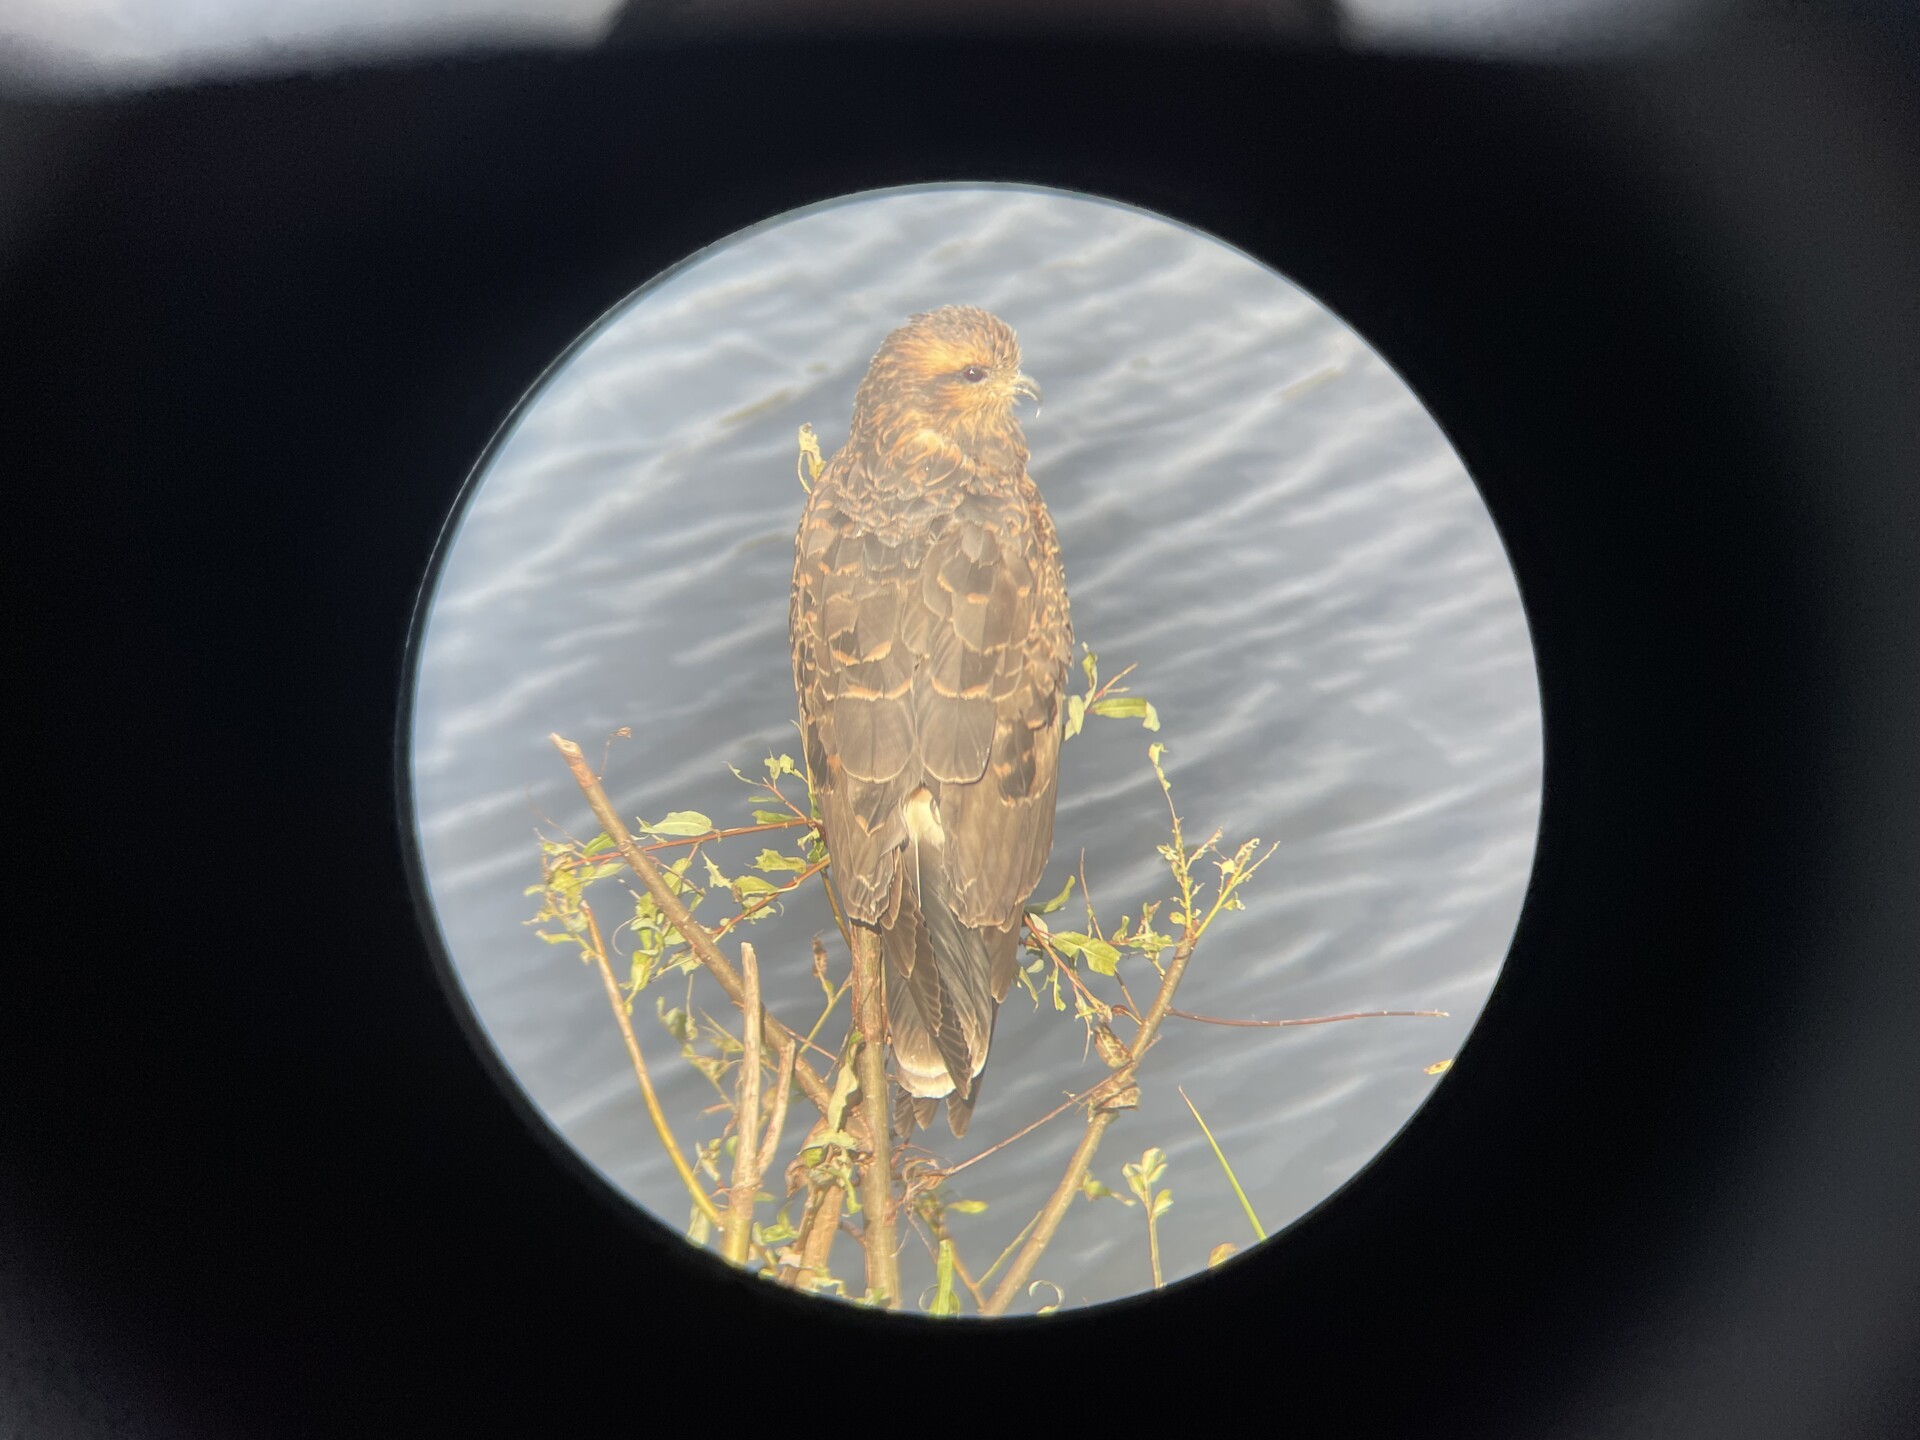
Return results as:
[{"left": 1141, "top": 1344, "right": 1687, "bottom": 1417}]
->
[{"left": 1180, "top": 1086, "right": 1266, "bottom": 1242}]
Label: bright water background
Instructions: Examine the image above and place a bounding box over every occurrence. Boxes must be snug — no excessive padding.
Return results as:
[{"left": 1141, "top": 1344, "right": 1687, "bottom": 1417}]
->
[{"left": 408, "top": 186, "right": 1543, "bottom": 1313}]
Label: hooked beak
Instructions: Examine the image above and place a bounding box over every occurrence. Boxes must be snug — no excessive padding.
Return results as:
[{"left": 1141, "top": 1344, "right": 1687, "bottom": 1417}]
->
[{"left": 1011, "top": 372, "right": 1043, "bottom": 417}]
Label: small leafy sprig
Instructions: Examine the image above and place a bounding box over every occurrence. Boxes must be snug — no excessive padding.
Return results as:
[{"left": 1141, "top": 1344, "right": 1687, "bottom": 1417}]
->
[
  {"left": 1122, "top": 1147, "right": 1175, "bottom": 1290},
  {"left": 1064, "top": 645, "right": 1159, "bottom": 740}
]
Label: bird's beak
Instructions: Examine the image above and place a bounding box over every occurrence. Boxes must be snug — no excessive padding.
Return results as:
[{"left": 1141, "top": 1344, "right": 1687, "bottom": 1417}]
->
[{"left": 1012, "top": 372, "right": 1043, "bottom": 417}]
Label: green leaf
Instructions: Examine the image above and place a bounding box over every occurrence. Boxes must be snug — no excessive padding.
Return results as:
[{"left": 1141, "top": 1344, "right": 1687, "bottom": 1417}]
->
[
  {"left": 583, "top": 833, "right": 616, "bottom": 855},
  {"left": 657, "top": 1003, "right": 694, "bottom": 1045},
  {"left": 1150, "top": 1190, "right": 1174, "bottom": 1220},
  {"left": 1080, "top": 1174, "right": 1134, "bottom": 1206},
  {"left": 642, "top": 811, "right": 714, "bottom": 837},
  {"left": 751, "top": 809, "right": 795, "bottom": 826},
  {"left": 927, "top": 1239, "right": 962, "bottom": 1317},
  {"left": 702, "top": 855, "right": 731, "bottom": 889},
  {"left": 946, "top": 1198, "right": 988, "bottom": 1215},
  {"left": 1123, "top": 1147, "right": 1169, "bottom": 1205},
  {"left": 1081, "top": 648, "right": 1099, "bottom": 688},
  {"left": 1064, "top": 693, "right": 1086, "bottom": 741},
  {"left": 1045, "top": 931, "right": 1121, "bottom": 974},
  {"left": 1089, "top": 696, "right": 1160, "bottom": 731},
  {"left": 733, "top": 875, "right": 780, "bottom": 902},
  {"left": 765, "top": 754, "right": 800, "bottom": 780},
  {"left": 754, "top": 849, "right": 811, "bottom": 873},
  {"left": 1032, "top": 875, "right": 1077, "bottom": 915}
]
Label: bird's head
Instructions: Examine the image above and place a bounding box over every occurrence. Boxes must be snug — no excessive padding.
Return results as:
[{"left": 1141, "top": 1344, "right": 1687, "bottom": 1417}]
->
[{"left": 856, "top": 305, "right": 1042, "bottom": 455}]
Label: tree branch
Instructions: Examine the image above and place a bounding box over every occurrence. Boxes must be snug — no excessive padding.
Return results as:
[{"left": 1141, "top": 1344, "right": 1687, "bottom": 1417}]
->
[
  {"left": 982, "top": 923, "right": 1203, "bottom": 1316},
  {"left": 549, "top": 734, "right": 832, "bottom": 1117},
  {"left": 1157, "top": 1005, "right": 1449, "bottom": 1029},
  {"left": 848, "top": 924, "right": 900, "bottom": 1308},
  {"left": 721, "top": 942, "right": 766, "bottom": 1265}
]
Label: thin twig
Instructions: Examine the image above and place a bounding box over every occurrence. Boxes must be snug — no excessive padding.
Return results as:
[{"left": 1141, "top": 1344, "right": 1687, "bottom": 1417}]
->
[
  {"left": 1158, "top": 1006, "right": 1449, "bottom": 1029},
  {"left": 938, "top": 1064, "right": 1140, "bottom": 1183},
  {"left": 1146, "top": 1195, "right": 1164, "bottom": 1290},
  {"left": 644, "top": 819, "right": 812, "bottom": 852},
  {"left": 549, "top": 734, "right": 832, "bottom": 1117},
  {"left": 708, "top": 856, "right": 830, "bottom": 942},
  {"left": 756, "top": 1034, "right": 797, "bottom": 1183},
  {"left": 583, "top": 904, "right": 722, "bottom": 1233},
  {"left": 975, "top": 1207, "right": 1044, "bottom": 1290},
  {"left": 1078, "top": 850, "right": 1103, "bottom": 943},
  {"left": 1086, "top": 661, "right": 1139, "bottom": 707},
  {"left": 551, "top": 819, "right": 810, "bottom": 870},
  {"left": 983, "top": 923, "right": 1203, "bottom": 1316},
  {"left": 945, "top": 1231, "right": 989, "bottom": 1312}
]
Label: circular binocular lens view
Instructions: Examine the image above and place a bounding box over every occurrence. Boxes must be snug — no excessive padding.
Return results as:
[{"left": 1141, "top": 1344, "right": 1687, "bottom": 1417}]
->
[{"left": 406, "top": 184, "right": 1543, "bottom": 1316}]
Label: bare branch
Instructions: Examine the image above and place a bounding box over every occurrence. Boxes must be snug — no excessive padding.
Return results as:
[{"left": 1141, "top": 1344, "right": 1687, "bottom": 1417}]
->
[
  {"left": 983, "top": 921, "right": 1202, "bottom": 1316},
  {"left": 1156, "top": 1006, "right": 1450, "bottom": 1029},
  {"left": 721, "top": 943, "right": 766, "bottom": 1265},
  {"left": 848, "top": 925, "right": 901, "bottom": 1308}
]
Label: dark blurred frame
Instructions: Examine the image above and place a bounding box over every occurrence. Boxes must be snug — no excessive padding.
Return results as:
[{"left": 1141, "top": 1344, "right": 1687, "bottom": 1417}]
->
[{"left": 3, "top": 8, "right": 1916, "bottom": 1436}]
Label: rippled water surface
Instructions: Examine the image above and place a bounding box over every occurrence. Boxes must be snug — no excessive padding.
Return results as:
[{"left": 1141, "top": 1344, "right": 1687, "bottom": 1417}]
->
[{"left": 408, "top": 186, "right": 1543, "bottom": 1312}]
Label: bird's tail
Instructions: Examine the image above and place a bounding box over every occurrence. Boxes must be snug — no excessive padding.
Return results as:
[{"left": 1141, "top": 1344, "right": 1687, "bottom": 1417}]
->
[{"left": 883, "top": 793, "right": 1018, "bottom": 1139}]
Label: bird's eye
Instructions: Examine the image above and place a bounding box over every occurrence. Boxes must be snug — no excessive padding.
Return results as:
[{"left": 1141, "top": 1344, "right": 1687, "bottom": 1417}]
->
[{"left": 960, "top": 365, "right": 989, "bottom": 384}]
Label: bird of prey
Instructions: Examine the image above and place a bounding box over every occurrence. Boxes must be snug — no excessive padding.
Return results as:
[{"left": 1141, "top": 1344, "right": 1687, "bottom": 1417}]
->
[{"left": 790, "top": 306, "right": 1072, "bottom": 1138}]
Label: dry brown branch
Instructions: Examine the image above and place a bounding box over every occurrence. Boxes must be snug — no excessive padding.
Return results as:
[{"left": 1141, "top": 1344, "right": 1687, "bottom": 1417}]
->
[
  {"left": 1155, "top": 1006, "right": 1449, "bottom": 1028},
  {"left": 848, "top": 925, "right": 900, "bottom": 1308},
  {"left": 982, "top": 924, "right": 1202, "bottom": 1316},
  {"left": 721, "top": 942, "right": 766, "bottom": 1265},
  {"left": 756, "top": 1033, "right": 797, "bottom": 1183}
]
